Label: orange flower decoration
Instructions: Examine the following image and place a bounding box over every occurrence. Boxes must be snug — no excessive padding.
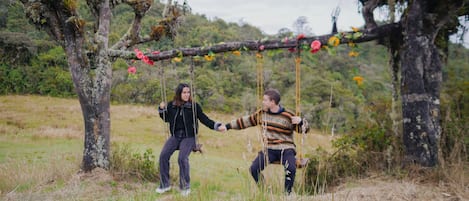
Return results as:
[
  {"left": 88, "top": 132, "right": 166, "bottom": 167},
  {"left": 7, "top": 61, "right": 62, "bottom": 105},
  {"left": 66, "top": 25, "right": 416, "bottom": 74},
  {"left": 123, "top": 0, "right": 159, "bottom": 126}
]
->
[
  {"left": 328, "top": 36, "right": 340, "bottom": 47},
  {"left": 348, "top": 51, "right": 359, "bottom": 57},
  {"left": 353, "top": 76, "right": 364, "bottom": 86},
  {"left": 204, "top": 55, "right": 214, "bottom": 61},
  {"left": 232, "top": 50, "right": 241, "bottom": 56},
  {"left": 172, "top": 57, "right": 182, "bottom": 63}
]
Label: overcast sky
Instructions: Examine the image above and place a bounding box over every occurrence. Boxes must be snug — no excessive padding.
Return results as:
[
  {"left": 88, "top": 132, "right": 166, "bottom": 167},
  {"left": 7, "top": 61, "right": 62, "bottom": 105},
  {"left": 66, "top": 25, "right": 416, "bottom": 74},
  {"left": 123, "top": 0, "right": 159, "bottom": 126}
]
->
[
  {"left": 186, "top": 0, "right": 366, "bottom": 35},
  {"left": 184, "top": 0, "right": 468, "bottom": 47}
]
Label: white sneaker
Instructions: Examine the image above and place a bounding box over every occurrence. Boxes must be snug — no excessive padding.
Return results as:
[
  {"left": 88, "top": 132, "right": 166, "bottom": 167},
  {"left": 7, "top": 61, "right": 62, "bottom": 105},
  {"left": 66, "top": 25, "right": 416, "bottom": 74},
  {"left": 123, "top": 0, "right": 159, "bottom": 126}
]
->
[
  {"left": 180, "top": 189, "right": 191, "bottom": 196},
  {"left": 155, "top": 186, "right": 171, "bottom": 194}
]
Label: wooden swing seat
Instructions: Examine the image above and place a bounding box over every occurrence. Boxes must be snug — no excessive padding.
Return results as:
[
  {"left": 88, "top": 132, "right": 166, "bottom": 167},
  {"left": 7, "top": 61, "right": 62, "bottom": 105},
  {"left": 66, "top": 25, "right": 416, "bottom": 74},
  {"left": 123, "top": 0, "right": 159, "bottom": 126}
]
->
[{"left": 192, "top": 143, "right": 203, "bottom": 153}]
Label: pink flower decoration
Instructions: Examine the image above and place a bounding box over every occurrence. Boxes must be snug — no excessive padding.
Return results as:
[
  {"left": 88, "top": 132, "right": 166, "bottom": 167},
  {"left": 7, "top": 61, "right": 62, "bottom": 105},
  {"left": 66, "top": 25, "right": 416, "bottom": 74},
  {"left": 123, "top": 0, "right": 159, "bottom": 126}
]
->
[
  {"left": 296, "top": 34, "right": 305, "bottom": 40},
  {"left": 283, "top": 37, "right": 289, "bottom": 43},
  {"left": 259, "top": 45, "right": 265, "bottom": 51},
  {"left": 127, "top": 66, "right": 137, "bottom": 74},
  {"left": 142, "top": 56, "right": 154, "bottom": 65},
  {"left": 310, "top": 40, "right": 321, "bottom": 53},
  {"left": 152, "top": 50, "right": 160, "bottom": 55},
  {"left": 134, "top": 49, "right": 144, "bottom": 59}
]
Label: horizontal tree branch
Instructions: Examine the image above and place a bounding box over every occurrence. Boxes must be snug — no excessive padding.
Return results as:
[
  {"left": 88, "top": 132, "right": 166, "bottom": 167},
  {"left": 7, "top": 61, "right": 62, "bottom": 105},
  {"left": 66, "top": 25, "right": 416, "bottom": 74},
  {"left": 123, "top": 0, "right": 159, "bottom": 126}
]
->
[{"left": 108, "top": 23, "right": 400, "bottom": 61}]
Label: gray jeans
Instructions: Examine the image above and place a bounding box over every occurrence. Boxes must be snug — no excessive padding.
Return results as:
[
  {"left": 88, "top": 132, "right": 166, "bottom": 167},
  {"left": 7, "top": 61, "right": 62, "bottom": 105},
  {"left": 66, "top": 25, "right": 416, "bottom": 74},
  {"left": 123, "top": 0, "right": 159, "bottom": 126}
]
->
[{"left": 158, "top": 135, "right": 195, "bottom": 190}]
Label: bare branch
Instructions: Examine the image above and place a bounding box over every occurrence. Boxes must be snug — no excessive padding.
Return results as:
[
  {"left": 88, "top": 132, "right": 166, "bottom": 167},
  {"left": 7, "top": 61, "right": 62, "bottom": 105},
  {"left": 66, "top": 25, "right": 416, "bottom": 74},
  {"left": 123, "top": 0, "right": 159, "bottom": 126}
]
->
[
  {"left": 360, "top": 0, "right": 381, "bottom": 30},
  {"left": 111, "top": 0, "right": 183, "bottom": 50},
  {"left": 110, "top": 14, "right": 144, "bottom": 50}
]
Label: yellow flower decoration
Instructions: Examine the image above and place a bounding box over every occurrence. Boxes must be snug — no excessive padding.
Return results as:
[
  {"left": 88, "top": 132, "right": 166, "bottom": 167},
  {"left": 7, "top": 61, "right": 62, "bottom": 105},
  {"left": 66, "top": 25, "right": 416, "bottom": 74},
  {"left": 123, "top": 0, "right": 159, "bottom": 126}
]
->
[
  {"left": 256, "top": 53, "right": 263, "bottom": 59},
  {"left": 348, "top": 42, "right": 356, "bottom": 47},
  {"left": 351, "top": 26, "right": 360, "bottom": 32},
  {"left": 328, "top": 36, "right": 340, "bottom": 47},
  {"left": 353, "top": 76, "right": 364, "bottom": 86},
  {"left": 348, "top": 51, "right": 359, "bottom": 57},
  {"left": 172, "top": 57, "right": 182, "bottom": 63},
  {"left": 204, "top": 55, "right": 214, "bottom": 61},
  {"left": 232, "top": 50, "right": 241, "bottom": 56}
]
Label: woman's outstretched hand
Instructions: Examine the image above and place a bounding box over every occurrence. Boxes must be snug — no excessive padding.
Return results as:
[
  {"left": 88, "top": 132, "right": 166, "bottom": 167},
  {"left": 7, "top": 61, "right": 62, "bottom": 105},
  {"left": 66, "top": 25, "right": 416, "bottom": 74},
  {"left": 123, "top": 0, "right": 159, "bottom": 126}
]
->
[{"left": 217, "top": 124, "right": 227, "bottom": 132}]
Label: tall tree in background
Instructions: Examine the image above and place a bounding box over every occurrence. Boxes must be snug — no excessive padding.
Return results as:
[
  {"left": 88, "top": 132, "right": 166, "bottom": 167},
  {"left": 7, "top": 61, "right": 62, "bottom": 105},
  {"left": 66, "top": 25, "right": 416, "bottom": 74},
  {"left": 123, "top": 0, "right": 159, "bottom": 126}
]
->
[
  {"left": 292, "top": 16, "right": 312, "bottom": 35},
  {"left": 18, "top": 0, "right": 184, "bottom": 171},
  {"left": 359, "top": 0, "right": 468, "bottom": 167}
]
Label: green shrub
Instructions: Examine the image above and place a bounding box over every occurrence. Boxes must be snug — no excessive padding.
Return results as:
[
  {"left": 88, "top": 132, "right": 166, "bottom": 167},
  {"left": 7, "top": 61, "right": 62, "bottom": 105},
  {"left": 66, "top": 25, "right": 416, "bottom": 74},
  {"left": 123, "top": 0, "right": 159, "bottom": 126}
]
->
[
  {"left": 304, "top": 125, "right": 393, "bottom": 194},
  {"left": 109, "top": 143, "right": 159, "bottom": 182}
]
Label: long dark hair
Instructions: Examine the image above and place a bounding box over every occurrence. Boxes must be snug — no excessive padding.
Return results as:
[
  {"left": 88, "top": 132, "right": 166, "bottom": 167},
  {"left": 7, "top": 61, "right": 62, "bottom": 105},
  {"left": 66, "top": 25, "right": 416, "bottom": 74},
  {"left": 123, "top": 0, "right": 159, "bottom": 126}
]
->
[{"left": 173, "top": 83, "right": 192, "bottom": 106}]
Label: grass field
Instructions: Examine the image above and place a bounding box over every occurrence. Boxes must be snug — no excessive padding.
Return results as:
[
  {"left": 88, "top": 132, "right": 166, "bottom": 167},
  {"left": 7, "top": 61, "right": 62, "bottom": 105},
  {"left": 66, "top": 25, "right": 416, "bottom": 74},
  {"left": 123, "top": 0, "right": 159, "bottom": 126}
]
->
[{"left": 1, "top": 95, "right": 467, "bottom": 201}]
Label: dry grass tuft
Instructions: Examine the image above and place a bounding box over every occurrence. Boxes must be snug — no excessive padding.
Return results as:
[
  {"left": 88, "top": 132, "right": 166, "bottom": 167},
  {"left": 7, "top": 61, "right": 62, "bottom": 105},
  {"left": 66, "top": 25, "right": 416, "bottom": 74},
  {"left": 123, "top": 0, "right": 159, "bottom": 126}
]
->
[
  {"left": 32, "top": 126, "right": 83, "bottom": 139},
  {"left": 304, "top": 173, "right": 467, "bottom": 201},
  {"left": 1, "top": 153, "right": 80, "bottom": 199}
]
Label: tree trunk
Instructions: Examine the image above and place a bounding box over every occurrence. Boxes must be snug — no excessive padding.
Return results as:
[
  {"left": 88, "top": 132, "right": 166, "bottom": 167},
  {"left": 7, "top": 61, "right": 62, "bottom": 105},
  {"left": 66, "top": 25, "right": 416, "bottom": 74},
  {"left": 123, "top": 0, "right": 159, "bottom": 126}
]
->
[
  {"left": 80, "top": 95, "right": 111, "bottom": 171},
  {"left": 389, "top": 37, "right": 402, "bottom": 169},
  {"left": 61, "top": 1, "right": 112, "bottom": 172},
  {"left": 400, "top": 0, "right": 441, "bottom": 167},
  {"left": 81, "top": 0, "right": 112, "bottom": 172}
]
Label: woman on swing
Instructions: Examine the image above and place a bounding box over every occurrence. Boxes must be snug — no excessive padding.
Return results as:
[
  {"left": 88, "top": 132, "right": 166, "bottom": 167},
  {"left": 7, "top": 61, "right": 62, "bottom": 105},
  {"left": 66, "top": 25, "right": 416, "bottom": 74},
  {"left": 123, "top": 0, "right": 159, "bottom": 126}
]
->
[
  {"left": 156, "top": 83, "right": 226, "bottom": 196},
  {"left": 223, "top": 88, "right": 309, "bottom": 195}
]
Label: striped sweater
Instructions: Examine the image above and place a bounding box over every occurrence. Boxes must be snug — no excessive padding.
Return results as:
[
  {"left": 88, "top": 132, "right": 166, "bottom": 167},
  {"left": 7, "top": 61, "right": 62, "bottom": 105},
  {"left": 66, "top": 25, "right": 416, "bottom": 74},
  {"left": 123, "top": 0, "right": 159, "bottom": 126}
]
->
[{"left": 226, "top": 107, "right": 309, "bottom": 150}]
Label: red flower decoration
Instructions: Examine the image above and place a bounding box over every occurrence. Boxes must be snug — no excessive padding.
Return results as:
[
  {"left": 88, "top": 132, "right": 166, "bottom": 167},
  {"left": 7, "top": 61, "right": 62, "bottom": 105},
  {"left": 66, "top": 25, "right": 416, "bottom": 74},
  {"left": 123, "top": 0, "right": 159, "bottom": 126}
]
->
[
  {"left": 310, "top": 40, "right": 321, "bottom": 53},
  {"left": 296, "top": 34, "right": 305, "bottom": 40},
  {"left": 142, "top": 56, "right": 154, "bottom": 65},
  {"left": 127, "top": 66, "right": 137, "bottom": 74},
  {"left": 134, "top": 49, "right": 144, "bottom": 59},
  {"left": 152, "top": 50, "right": 160, "bottom": 55}
]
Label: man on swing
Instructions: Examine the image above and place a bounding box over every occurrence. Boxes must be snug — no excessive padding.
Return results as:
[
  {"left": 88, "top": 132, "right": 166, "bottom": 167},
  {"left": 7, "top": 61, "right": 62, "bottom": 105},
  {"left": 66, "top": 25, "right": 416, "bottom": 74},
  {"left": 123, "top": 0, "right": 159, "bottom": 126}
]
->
[{"left": 223, "top": 88, "right": 309, "bottom": 195}]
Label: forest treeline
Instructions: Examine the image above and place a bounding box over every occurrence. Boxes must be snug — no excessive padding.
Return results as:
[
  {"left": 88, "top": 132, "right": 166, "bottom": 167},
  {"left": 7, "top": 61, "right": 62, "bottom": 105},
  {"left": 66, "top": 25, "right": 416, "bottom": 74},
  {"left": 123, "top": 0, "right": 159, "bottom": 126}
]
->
[{"left": 0, "top": 1, "right": 467, "bottom": 141}]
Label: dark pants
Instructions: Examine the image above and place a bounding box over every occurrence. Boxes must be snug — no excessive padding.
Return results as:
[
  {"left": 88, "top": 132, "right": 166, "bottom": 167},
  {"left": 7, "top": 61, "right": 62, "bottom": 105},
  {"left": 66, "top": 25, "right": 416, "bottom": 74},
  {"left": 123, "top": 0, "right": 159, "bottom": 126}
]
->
[
  {"left": 158, "top": 135, "right": 195, "bottom": 190},
  {"left": 250, "top": 148, "right": 297, "bottom": 193}
]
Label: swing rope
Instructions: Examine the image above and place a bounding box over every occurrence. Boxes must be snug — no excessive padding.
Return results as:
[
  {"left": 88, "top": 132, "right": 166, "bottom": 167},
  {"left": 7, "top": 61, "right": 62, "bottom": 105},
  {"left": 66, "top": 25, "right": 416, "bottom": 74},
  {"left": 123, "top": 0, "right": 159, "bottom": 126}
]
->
[
  {"left": 159, "top": 63, "right": 170, "bottom": 140},
  {"left": 256, "top": 52, "right": 264, "bottom": 110},
  {"left": 294, "top": 49, "right": 308, "bottom": 168},
  {"left": 255, "top": 47, "right": 307, "bottom": 168},
  {"left": 189, "top": 57, "right": 203, "bottom": 153},
  {"left": 256, "top": 51, "right": 268, "bottom": 167}
]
